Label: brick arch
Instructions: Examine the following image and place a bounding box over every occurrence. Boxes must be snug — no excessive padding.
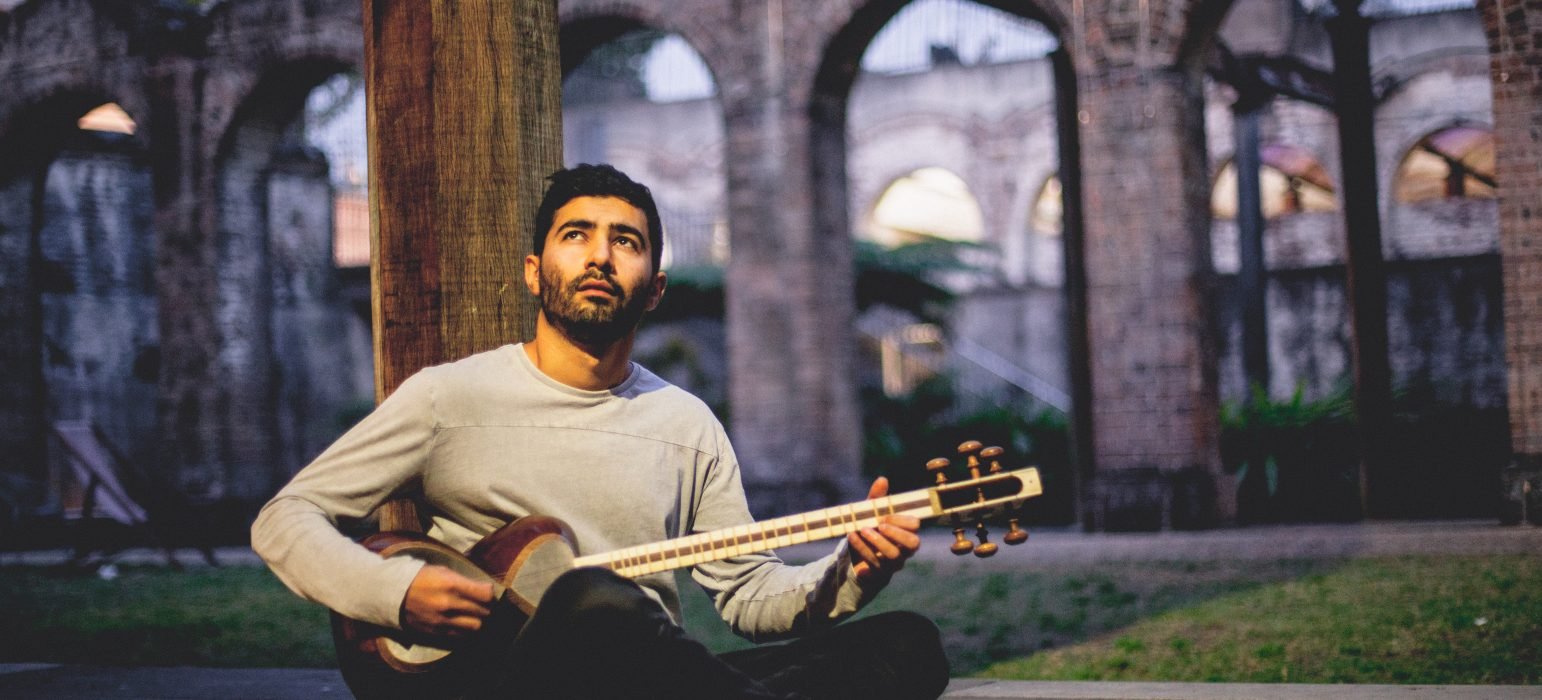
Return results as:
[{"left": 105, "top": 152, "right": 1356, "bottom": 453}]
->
[
  {"left": 559, "top": 1, "right": 734, "bottom": 92},
  {"left": 1373, "top": 47, "right": 1490, "bottom": 92},
  {"left": 213, "top": 58, "right": 355, "bottom": 171},
  {"left": 0, "top": 89, "right": 149, "bottom": 181},
  {"left": 1175, "top": 0, "right": 1237, "bottom": 70},
  {"left": 859, "top": 163, "right": 986, "bottom": 242},
  {"left": 1382, "top": 120, "right": 1499, "bottom": 262},
  {"left": 811, "top": 1, "right": 1091, "bottom": 516},
  {"left": 1385, "top": 120, "right": 1496, "bottom": 188},
  {"left": 0, "top": 77, "right": 156, "bottom": 492},
  {"left": 1381, "top": 116, "right": 1495, "bottom": 204},
  {"left": 1373, "top": 50, "right": 1494, "bottom": 201},
  {"left": 0, "top": 0, "right": 149, "bottom": 172},
  {"left": 852, "top": 152, "right": 979, "bottom": 241},
  {"left": 0, "top": 0, "right": 154, "bottom": 474},
  {"left": 811, "top": 0, "right": 1081, "bottom": 253},
  {"left": 201, "top": 0, "right": 362, "bottom": 162},
  {"left": 206, "top": 57, "right": 359, "bottom": 498}
]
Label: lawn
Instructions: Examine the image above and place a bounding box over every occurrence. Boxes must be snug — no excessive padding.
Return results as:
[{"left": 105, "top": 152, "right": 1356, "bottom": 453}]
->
[
  {"left": 1, "top": 553, "right": 1537, "bottom": 683},
  {"left": 975, "top": 556, "right": 1542, "bottom": 684}
]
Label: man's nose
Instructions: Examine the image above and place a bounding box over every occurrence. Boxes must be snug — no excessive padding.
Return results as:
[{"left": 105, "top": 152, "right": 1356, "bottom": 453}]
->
[{"left": 585, "top": 237, "right": 613, "bottom": 269}]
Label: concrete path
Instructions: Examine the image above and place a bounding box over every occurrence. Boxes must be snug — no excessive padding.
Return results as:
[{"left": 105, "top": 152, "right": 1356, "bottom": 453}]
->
[
  {"left": 3, "top": 665, "right": 1539, "bottom": 699},
  {"left": 943, "top": 679, "right": 1542, "bottom": 698},
  {"left": 9, "top": 518, "right": 1541, "bottom": 569},
  {"left": 4, "top": 520, "right": 1540, "bottom": 698}
]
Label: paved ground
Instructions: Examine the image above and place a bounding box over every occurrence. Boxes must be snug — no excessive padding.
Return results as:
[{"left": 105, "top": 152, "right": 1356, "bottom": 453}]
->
[
  {"left": 10, "top": 518, "right": 1541, "bottom": 569},
  {"left": 2, "top": 664, "right": 1539, "bottom": 699},
  {"left": 3, "top": 520, "right": 1540, "bottom": 698}
]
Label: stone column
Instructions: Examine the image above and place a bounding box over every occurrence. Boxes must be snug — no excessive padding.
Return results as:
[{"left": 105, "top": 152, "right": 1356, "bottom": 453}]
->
[
  {"left": 720, "top": 2, "right": 864, "bottom": 517},
  {"left": 1482, "top": 0, "right": 1542, "bottom": 524},
  {"left": 147, "top": 54, "right": 226, "bottom": 499},
  {"left": 1078, "top": 67, "right": 1229, "bottom": 530},
  {"left": 0, "top": 170, "right": 45, "bottom": 484}
]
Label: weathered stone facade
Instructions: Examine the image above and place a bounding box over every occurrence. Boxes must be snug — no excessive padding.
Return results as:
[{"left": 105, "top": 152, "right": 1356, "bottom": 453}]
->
[
  {"left": 1479, "top": 0, "right": 1542, "bottom": 522},
  {"left": 3, "top": 0, "right": 1540, "bottom": 528}
]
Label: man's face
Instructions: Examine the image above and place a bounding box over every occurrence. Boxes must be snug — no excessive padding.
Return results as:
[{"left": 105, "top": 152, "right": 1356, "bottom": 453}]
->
[{"left": 524, "top": 195, "right": 665, "bottom": 346}]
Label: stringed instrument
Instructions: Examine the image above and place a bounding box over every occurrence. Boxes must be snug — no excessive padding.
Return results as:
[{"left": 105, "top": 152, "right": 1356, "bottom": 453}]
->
[{"left": 332, "top": 441, "right": 1042, "bottom": 699}]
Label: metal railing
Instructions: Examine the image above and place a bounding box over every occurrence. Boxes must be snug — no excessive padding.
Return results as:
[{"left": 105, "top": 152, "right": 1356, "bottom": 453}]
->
[{"left": 864, "top": 323, "right": 1069, "bottom": 415}]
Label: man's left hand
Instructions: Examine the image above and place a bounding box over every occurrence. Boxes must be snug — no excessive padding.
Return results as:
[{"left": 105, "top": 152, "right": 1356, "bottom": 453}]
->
[{"left": 847, "top": 477, "right": 922, "bottom": 582}]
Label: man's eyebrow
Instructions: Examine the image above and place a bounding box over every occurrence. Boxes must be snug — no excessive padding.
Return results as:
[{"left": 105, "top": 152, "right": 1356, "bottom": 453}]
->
[
  {"left": 556, "top": 218, "right": 597, "bottom": 231},
  {"left": 610, "top": 222, "right": 647, "bottom": 245}
]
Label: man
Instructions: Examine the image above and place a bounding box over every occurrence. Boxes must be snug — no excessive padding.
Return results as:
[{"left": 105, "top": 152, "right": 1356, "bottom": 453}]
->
[{"left": 252, "top": 164, "right": 949, "bottom": 699}]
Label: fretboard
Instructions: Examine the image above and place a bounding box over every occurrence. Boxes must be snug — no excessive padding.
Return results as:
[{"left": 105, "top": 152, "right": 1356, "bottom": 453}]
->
[{"left": 572, "top": 490, "right": 937, "bottom": 579}]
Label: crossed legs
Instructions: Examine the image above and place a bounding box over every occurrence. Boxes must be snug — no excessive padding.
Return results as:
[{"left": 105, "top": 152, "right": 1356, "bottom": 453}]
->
[{"left": 463, "top": 567, "right": 949, "bottom": 700}]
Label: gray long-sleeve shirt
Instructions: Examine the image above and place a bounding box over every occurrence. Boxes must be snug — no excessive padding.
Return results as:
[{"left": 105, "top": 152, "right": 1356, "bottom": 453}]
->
[{"left": 251, "top": 344, "right": 875, "bottom": 641}]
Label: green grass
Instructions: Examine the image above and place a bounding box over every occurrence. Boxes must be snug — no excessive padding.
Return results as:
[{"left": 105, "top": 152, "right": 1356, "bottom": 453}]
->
[
  {"left": 975, "top": 556, "right": 1542, "bottom": 684},
  {"left": 679, "top": 556, "right": 1348, "bottom": 674},
  {"left": 2, "top": 554, "right": 1538, "bottom": 684},
  {"left": 0, "top": 564, "right": 336, "bottom": 667}
]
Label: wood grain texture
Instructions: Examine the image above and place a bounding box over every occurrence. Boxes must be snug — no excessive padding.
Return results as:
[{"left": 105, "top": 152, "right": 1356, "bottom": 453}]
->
[{"left": 363, "top": 0, "right": 562, "bottom": 531}]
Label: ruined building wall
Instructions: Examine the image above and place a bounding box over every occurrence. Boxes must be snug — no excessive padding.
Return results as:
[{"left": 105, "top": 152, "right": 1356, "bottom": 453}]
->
[{"left": 2, "top": 0, "right": 1539, "bottom": 528}]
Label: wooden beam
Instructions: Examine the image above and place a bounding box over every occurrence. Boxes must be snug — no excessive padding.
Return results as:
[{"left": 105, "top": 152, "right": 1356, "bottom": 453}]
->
[
  {"left": 1327, "top": 1, "right": 1393, "bottom": 519},
  {"left": 362, "top": 0, "right": 561, "bottom": 529}
]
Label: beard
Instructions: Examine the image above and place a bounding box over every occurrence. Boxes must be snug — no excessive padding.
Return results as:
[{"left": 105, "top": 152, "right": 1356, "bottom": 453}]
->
[{"left": 540, "top": 265, "right": 652, "bottom": 347}]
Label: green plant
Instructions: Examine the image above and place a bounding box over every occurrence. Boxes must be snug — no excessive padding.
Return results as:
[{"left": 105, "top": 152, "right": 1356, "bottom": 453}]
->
[
  {"left": 860, "top": 375, "right": 1075, "bottom": 524},
  {"left": 853, "top": 240, "right": 978, "bottom": 324},
  {"left": 1220, "top": 383, "right": 1357, "bottom": 522},
  {"left": 646, "top": 264, "right": 724, "bottom": 321}
]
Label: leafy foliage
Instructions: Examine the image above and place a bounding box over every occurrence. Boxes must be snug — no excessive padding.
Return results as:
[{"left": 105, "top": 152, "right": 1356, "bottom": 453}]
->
[
  {"left": 647, "top": 239, "right": 977, "bottom": 324},
  {"left": 646, "top": 264, "right": 725, "bottom": 322},
  {"left": 860, "top": 376, "right": 1075, "bottom": 525},
  {"left": 852, "top": 240, "right": 974, "bottom": 323},
  {"left": 1219, "top": 384, "right": 1359, "bottom": 522}
]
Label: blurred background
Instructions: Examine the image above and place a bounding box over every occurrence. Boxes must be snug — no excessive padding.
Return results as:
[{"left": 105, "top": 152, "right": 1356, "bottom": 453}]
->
[
  {"left": 2, "top": 0, "right": 1540, "bottom": 686},
  {"left": 0, "top": 0, "right": 1535, "bottom": 549}
]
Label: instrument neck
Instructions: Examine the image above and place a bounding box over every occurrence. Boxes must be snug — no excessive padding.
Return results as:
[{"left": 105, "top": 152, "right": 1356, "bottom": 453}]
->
[{"left": 572, "top": 490, "right": 936, "bottom": 578}]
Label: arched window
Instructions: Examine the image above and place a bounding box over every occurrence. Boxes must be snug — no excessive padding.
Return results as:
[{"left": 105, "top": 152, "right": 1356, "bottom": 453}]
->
[
  {"left": 1212, "top": 144, "right": 1337, "bottom": 220},
  {"left": 1031, "top": 175, "right": 1062, "bottom": 237},
  {"left": 866, "top": 167, "right": 984, "bottom": 248},
  {"left": 563, "top": 28, "right": 723, "bottom": 270},
  {"left": 1394, "top": 126, "right": 1495, "bottom": 203},
  {"left": 77, "top": 103, "right": 136, "bottom": 135},
  {"left": 301, "top": 73, "right": 369, "bottom": 268}
]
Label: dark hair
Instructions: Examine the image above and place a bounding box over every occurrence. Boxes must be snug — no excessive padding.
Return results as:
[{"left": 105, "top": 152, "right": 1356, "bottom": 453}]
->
[{"left": 533, "top": 163, "right": 664, "bottom": 271}]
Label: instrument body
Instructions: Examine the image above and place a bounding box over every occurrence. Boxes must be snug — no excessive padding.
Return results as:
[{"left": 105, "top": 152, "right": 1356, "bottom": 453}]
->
[
  {"left": 333, "top": 515, "right": 576, "bottom": 700},
  {"left": 332, "top": 465, "right": 1043, "bottom": 699}
]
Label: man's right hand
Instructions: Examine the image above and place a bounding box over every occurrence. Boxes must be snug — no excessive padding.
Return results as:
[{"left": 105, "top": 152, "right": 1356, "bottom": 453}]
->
[{"left": 401, "top": 564, "right": 495, "bottom": 638}]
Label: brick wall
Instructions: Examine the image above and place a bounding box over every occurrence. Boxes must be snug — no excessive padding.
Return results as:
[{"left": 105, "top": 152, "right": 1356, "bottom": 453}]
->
[
  {"left": 1078, "top": 68, "right": 1227, "bottom": 528},
  {"left": 0, "top": 175, "right": 44, "bottom": 482},
  {"left": 4, "top": 0, "right": 1539, "bottom": 527},
  {"left": 1478, "top": 0, "right": 1542, "bottom": 522},
  {"left": 37, "top": 143, "right": 160, "bottom": 470}
]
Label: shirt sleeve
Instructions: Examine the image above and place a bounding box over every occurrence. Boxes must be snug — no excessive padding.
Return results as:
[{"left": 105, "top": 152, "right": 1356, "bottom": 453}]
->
[
  {"left": 686, "top": 429, "right": 887, "bottom": 642},
  {"left": 250, "top": 369, "right": 439, "bottom": 629}
]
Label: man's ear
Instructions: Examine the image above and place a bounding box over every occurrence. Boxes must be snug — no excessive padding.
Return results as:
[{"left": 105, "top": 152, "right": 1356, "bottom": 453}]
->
[
  {"left": 644, "top": 271, "right": 667, "bottom": 312},
  {"left": 524, "top": 254, "right": 542, "bottom": 296}
]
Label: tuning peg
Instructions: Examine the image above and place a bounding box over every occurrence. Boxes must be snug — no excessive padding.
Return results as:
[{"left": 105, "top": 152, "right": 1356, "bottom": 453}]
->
[
  {"left": 957, "top": 440, "right": 984, "bottom": 479},
  {"left": 950, "top": 527, "right": 974, "bottom": 555},
  {"left": 1004, "top": 518, "right": 1029, "bottom": 545},
  {"left": 972, "top": 522, "right": 998, "bottom": 558},
  {"left": 981, "top": 446, "right": 1004, "bottom": 474},
  {"left": 926, "top": 457, "right": 951, "bottom": 485}
]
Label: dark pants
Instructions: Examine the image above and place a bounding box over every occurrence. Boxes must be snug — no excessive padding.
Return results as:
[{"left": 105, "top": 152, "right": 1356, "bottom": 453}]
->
[{"left": 464, "top": 567, "right": 950, "bottom": 700}]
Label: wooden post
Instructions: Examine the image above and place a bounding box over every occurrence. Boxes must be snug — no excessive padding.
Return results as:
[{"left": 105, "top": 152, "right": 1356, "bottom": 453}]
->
[
  {"left": 362, "top": 0, "right": 562, "bottom": 529},
  {"left": 1328, "top": 0, "right": 1393, "bottom": 519},
  {"left": 1232, "top": 100, "right": 1270, "bottom": 397}
]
